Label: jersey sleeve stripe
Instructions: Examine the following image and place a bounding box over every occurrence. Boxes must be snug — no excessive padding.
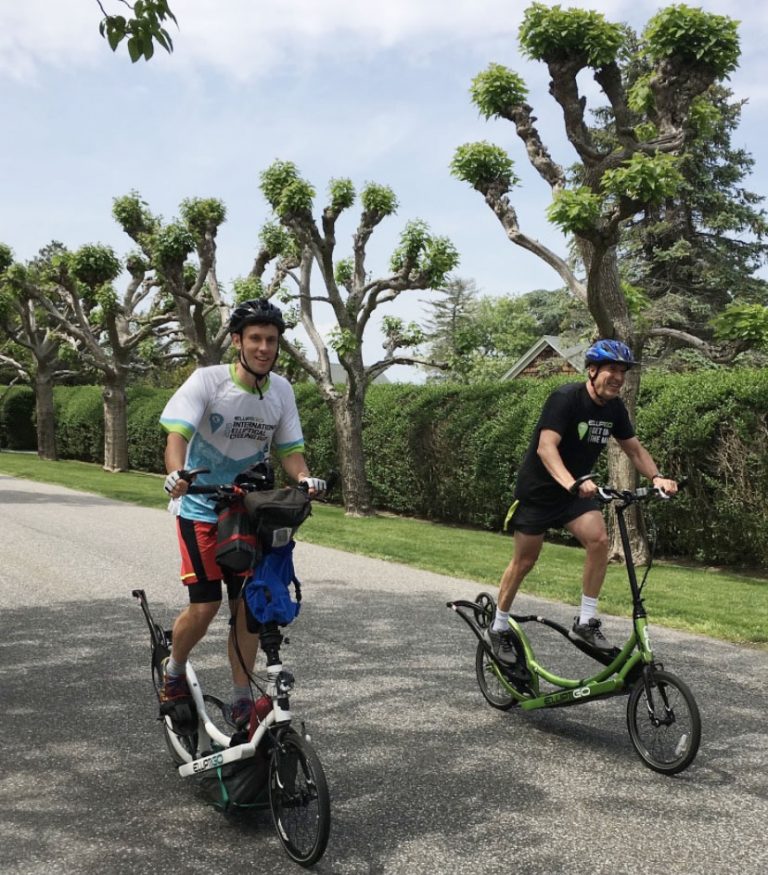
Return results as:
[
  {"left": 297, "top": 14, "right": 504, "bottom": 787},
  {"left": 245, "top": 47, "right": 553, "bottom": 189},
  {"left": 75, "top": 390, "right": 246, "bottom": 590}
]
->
[
  {"left": 274, "top": 439, "right": 305, "bottom": 459},
  {"left": 160, "top": 418, "right": 196, "bottom": 441}
]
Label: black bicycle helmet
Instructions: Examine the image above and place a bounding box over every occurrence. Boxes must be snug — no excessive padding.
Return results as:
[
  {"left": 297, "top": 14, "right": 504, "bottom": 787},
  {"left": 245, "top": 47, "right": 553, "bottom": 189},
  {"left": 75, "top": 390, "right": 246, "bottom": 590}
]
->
[
  {"left": 228, "top": 298, "right": 286, "bottom": 335},
  {"left": 584, "top": 339, "right": 638, "bottom": 369}
]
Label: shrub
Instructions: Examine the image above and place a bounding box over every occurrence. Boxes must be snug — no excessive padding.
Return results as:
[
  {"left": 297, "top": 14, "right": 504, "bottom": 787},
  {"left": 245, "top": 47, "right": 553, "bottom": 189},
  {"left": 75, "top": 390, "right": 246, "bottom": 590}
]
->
[{"left": 0, "top": 385, "right": 36, "bottom": 450}]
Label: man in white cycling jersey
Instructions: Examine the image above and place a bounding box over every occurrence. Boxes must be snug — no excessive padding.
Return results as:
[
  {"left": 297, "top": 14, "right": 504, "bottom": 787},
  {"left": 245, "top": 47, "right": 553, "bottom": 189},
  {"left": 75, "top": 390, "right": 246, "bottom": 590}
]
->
[{"left": 159, "top": 298, "right": 325, "bottom": 726}]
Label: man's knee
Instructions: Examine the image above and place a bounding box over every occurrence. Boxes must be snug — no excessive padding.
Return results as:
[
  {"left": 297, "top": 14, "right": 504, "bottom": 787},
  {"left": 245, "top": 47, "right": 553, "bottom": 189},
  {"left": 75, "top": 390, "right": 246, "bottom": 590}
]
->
[
  {"left": 185, "top": 600, "right": 221, "bottom": 627},
  {"left": 585, "top": 529, "right": 610, "bottom": 554}
]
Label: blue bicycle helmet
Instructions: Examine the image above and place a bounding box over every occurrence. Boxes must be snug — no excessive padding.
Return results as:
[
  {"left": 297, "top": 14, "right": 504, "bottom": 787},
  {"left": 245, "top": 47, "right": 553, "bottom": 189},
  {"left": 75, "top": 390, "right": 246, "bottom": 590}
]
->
[{"left": 584, "top": 339, "right": 638, "bottom": 369}]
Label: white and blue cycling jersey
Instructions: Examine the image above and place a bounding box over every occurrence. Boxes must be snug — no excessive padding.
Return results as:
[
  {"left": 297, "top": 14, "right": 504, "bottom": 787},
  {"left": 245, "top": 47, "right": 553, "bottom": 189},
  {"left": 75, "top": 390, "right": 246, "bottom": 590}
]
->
[{"left": 160, "top": 363, "right": 305, "bottom": 523}]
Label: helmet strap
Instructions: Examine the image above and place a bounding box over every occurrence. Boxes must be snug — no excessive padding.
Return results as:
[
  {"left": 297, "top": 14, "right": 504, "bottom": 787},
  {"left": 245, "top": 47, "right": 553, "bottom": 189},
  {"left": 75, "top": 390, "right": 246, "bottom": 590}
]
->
[{"left": 235, "top": 339, "right": 279, "bottom": 399}]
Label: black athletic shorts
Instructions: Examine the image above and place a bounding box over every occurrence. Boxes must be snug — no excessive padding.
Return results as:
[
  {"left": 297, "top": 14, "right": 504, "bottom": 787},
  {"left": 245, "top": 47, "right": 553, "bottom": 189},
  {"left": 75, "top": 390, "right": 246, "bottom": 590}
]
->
[{"left": 509, "top": 495, "right": 601, "bottom": 536}]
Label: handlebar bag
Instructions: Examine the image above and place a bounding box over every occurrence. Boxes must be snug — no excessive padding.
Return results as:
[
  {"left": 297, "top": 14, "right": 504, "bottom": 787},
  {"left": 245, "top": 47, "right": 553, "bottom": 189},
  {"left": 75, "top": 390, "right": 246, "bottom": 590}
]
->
[
  {"left": 215, "top": 500, "right": 260, "bottom": 573},
  {"left": 243, "top": 487, "right": 311, "bottom": 550},
  {"left": 243, "top": 541, "right": 302, "bottom": 628}
]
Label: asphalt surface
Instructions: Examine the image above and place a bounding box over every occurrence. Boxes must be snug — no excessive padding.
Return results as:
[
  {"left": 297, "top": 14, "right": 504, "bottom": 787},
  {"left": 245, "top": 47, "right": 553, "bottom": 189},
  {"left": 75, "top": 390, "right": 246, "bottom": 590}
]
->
[{"left": 1, "top": 474, "right": 767, "bottom": 875}]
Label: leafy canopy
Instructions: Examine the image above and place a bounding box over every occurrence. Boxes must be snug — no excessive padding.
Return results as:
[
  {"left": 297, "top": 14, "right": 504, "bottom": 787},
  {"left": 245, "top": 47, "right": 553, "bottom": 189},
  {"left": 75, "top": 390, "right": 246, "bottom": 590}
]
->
[
  {"left": 450, "top": 142, "right": 518, "bottom": 192},
  {"left": 643, "top": 4, "right": 740, "bottom": 77},
  {"left": 519, "top": 3, "right": 625, "bottom": 67},
  {"left": 471, "top": 64, "right": 528, "bottom": 119}
]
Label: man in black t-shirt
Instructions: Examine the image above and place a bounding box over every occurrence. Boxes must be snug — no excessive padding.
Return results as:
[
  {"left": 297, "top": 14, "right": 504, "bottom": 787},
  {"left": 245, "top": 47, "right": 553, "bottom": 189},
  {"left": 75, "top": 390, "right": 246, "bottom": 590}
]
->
[{"left": 485, "top": 340, "right": 678, "bottom": 658}]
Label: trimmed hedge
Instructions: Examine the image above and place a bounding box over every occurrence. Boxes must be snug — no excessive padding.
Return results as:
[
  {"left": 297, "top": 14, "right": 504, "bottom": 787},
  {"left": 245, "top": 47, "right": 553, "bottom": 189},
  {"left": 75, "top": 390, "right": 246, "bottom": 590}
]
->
[
  {"left": 0, "top": 386, "right": 36, "bottom": 450},
  {"left": 2, "top": 370, "right": 768, "bottom": 567}
]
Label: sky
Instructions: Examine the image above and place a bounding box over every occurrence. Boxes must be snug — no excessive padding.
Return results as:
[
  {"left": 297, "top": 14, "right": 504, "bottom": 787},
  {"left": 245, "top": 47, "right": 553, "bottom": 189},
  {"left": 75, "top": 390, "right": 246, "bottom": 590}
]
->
[{"left": 1, "top": 0, "right": 767, "bottom": 381}]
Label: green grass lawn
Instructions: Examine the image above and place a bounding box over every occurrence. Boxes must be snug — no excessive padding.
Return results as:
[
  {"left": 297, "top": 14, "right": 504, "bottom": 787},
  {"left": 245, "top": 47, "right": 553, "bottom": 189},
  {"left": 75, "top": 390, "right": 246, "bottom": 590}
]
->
[{"left": 2, "top": 451, "right": 766, "bottom": 648}]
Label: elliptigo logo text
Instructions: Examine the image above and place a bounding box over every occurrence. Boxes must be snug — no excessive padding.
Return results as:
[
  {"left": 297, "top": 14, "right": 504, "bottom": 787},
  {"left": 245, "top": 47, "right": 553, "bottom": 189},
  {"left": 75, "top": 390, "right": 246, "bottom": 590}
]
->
[
  {"left": 544, "top": 686, "right": 591, "bottom": 706},
  {"left": 193, "top": 752, "right": 224, "bottom": 773}
]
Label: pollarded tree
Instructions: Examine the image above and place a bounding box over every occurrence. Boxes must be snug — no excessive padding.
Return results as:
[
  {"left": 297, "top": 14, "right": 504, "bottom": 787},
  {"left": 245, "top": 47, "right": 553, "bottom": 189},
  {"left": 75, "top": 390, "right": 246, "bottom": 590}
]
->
[
  {"left": 112, "top": 192, "right": 232, "bottom": 366},
  {"left": 0, "top": 243, "right": 90, "bottom": 459},
  {"left": 252, "top": 160, "right": 459, "bottom": 514},
  {"left": 451, "top": 3, "right": 743, "bottom": 558},
  {"left": 31, "top": 242, "right": 173, "bottom": 470}
]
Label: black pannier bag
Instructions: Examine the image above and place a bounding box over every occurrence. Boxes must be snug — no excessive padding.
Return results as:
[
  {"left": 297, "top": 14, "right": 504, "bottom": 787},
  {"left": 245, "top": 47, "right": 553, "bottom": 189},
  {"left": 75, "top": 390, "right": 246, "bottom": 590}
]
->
[
  {"left": 199, "top": 753, "right": 269, "bottom": 811},
  {"left": 243, "top": 487, "right": 311, "bottom": 550},
  {"left": 215, "top": 500, "right": 259, "bottom": 572}
]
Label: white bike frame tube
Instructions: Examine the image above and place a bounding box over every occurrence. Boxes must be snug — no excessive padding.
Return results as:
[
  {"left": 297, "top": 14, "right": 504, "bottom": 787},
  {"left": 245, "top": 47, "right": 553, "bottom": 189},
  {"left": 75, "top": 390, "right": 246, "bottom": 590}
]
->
[{"left": 177, "top": 709, "right": 278, "bottom": 777}]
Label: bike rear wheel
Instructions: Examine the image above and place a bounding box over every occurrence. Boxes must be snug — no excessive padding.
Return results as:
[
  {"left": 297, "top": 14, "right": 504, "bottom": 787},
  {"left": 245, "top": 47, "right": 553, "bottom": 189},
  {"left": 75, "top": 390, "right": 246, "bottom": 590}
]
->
[
  {"left": 475, "top": 640, "right": 518, "bottom": 710},
  {"left": 269, "top": 729, "right": 331, "bottom": 867},
  {"left": 627, "top": 669, "right": 701, "bottom": 775}
]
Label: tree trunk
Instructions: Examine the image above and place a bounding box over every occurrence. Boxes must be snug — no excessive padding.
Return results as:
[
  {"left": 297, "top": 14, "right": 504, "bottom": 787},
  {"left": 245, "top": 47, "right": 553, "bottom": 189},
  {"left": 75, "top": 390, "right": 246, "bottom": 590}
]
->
[
  {"left": 102, "top": 379, "right": 129, "bottom": 472},
  {"left": 330, "top": 396, "right": 373, "bottom": 516},
  {"left": 35, "top": 368, "right": 57, "bottom": 460},
  {"left": 606, "top": 363, "right": 650, "bottom": 565}
]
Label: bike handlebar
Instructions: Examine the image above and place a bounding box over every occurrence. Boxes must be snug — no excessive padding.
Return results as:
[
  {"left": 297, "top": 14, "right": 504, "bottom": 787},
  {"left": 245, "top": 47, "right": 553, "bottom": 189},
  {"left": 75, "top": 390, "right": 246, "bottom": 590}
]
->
[{"left": 181, "top": 467, "right": 338, "bottom": 500}]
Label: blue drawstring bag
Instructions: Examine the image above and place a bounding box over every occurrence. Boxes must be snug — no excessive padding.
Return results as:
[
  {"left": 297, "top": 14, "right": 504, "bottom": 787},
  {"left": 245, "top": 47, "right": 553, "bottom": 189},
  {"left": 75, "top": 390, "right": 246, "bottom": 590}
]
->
[{"left": 243, "top": 541, "right": 302, "bottom": 629}]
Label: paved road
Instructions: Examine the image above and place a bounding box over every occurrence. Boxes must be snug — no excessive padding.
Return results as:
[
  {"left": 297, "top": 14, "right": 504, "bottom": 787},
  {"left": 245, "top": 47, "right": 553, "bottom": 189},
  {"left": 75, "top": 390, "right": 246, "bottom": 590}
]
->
[{"left": 1, "top": 474, "right": 766, "bottom": 875}]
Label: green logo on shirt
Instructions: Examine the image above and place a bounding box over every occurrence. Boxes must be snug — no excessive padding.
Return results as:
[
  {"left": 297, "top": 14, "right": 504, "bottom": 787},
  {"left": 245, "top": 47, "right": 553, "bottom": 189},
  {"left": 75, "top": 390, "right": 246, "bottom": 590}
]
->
[{"left": 578, "top": 421, "right": 589, "bottom": 440}]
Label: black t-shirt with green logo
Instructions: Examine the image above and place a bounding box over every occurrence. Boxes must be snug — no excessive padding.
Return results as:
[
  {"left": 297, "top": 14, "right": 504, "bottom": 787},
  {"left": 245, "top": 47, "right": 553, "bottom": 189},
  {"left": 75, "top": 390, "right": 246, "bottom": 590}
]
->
[{"left": 514, "top": 382, "right": 635, "bottom": 505}]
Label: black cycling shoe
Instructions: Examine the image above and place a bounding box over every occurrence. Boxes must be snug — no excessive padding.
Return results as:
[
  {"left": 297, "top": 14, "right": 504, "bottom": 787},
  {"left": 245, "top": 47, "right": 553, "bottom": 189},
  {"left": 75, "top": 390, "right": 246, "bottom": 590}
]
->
[
  {"left": 569, "top": 617, "right": 614, "bottom": 652},
  {"left": 483, "top": 627, "right": 518, "bottom": 665}
]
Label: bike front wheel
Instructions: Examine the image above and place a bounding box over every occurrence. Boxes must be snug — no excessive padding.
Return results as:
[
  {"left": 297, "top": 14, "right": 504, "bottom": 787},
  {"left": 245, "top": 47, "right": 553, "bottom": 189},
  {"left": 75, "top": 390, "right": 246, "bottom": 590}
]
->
[
  {"left": 268, "top": 729, "right": 331, "bottom": 867},
  {"left": 627, "top": 669, "right": 701, "bottom": 775}
]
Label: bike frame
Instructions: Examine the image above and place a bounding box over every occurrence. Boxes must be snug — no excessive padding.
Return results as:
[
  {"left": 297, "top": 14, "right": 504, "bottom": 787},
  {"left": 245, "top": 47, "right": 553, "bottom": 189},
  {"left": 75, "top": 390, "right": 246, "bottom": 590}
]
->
[
  {"left": 451, "top": 486, "right": 662, "bottom": 709},
  {"left": 169, "top": 658, "right": 293, "bottom": 777}
]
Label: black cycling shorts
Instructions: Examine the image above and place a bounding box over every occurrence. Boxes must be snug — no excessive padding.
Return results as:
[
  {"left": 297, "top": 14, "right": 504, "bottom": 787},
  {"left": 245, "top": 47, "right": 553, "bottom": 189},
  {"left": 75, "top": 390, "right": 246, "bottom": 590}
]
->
[
  {"left": 187, "top": 575, "right": 245, "bottom": 605},
  {"left": 509, "top": 495, "right": 601, "bottom": 536}
]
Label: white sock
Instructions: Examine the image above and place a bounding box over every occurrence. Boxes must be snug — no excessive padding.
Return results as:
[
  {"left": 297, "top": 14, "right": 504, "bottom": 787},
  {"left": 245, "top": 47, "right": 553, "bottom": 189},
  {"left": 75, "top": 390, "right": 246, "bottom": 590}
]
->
[
  {"left": 492, "top": 608, "right": 510, "bottom": 633},
  {"left": 167, "top": 656, "right": 186, "bottom": 677},
  {"left": 579, "top": 596, "right": 598, "bottom": 625}
]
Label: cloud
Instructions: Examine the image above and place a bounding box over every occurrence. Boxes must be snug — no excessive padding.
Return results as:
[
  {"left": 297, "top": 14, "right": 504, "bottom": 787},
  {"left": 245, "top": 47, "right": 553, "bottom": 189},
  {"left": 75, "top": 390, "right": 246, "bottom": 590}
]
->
[{"left": 2, "top": 0, "right": 766, "bottom": 87}]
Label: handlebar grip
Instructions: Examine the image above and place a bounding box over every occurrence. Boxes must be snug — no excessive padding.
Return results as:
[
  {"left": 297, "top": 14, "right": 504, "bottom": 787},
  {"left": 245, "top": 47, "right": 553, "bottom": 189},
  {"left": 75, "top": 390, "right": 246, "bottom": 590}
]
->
[{"left": 179, "top": 467, "right": 210, "bottom": 483}]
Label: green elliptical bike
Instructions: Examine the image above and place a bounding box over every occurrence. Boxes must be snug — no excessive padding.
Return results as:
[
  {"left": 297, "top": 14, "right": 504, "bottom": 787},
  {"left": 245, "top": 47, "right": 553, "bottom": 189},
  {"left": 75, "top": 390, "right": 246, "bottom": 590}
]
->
[{"left": 448, "top": 479, "right": 701, "bottom": 775}]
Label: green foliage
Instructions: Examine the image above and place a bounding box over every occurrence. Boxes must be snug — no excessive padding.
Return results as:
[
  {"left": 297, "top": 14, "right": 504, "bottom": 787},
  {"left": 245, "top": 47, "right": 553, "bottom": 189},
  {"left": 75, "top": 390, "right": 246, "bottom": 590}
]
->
[
  {"left": 601, "top": 152, "right": 684, "bottom": 204},
  {"left": 126, "top": 386, "right": 173, "bottom": 471},
  {"left": 643, "top": 4, "right": 740, "bottom": 78},
  {"left": 360, "top": 183, "right": 398, "bottom": 217},
  {"left": 327, "top": 327, "right": 358, "bottom": 358},
  {"left": 259, "top": 160, "right": 315, "bottom": 218},
  {"left": 53, "top": 386, "right": 104, "bottom": 463},
  {"left": 0, "top": 243, "right": 13, "bottom": 274},
  {"left": 711, "top": 304, "right": 768, "bottom": 348},
  {"left": 334, "top": 258, "right": 354, "bottom": 288},
  {"left": 112, "top": 191, "right": 157, "bottom": 239},
  {"left": 258, "top": 222, "right": 297, "bottom": 260},
  {"left": 470, "top": 64, "right": 528, "bottom": 119},
  {"left": 179, "top": 197, "right": 227, "bottom": 242},
  {"left": 0, "top": 386, "right": 35, "bottom": 450},
  {"left": 99, "top": 0, "right": 177, "bottom": 62},
  {"left": 519, "top": 3, "right": 624, "bottom": 67},
  {"left": 327, "top": 178, "right": 356, "bottom": 213},
  {"left": 69, "top": 244, "right": 121, "bottom": 288},
  {"left": 382, "top": 317, "right": 424, "bottom": 349},
  {"left": 450, "top": 142, "right": 518, "bottom": 191},
  {"left": 153, "top": 222, "right": 196, "bottom": 268},
  {"left": 547, "top": 187, "right": 603, "bottom": 233},
  {"left": 390, "top": 221, "right": 459, "bottom": 287},
  {"left": 232, "top": 276, "right": 264, "bottom": 304},
  {"left": 627, "top": 75, "right": 654, "bottom": 114}
]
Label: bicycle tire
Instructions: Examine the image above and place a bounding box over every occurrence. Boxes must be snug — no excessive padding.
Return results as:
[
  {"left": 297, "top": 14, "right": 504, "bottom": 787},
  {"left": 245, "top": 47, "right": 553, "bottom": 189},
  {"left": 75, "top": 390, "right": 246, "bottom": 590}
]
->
[
  {"left": 268, "top": 729, "right": 331, "bottom": 867},
  {"left": 627, "top": 669, "right": 701, "bottom": 775},
  {"left": 474, "top": 640, "right": 518, "bottom": 710}
]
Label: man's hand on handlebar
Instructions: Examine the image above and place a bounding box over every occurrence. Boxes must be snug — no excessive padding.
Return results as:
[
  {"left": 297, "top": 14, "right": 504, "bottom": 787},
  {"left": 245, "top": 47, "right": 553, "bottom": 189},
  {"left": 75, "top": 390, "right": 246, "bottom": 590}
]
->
[
  {"left": 653, "top": 476, "right": 678, "bottom": 497},
  {"left": 299, "top": 476, "right": 327, "bottom": 498},
  {"left": 164, "top": 469, "right": 190, "bottom": 499}
]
